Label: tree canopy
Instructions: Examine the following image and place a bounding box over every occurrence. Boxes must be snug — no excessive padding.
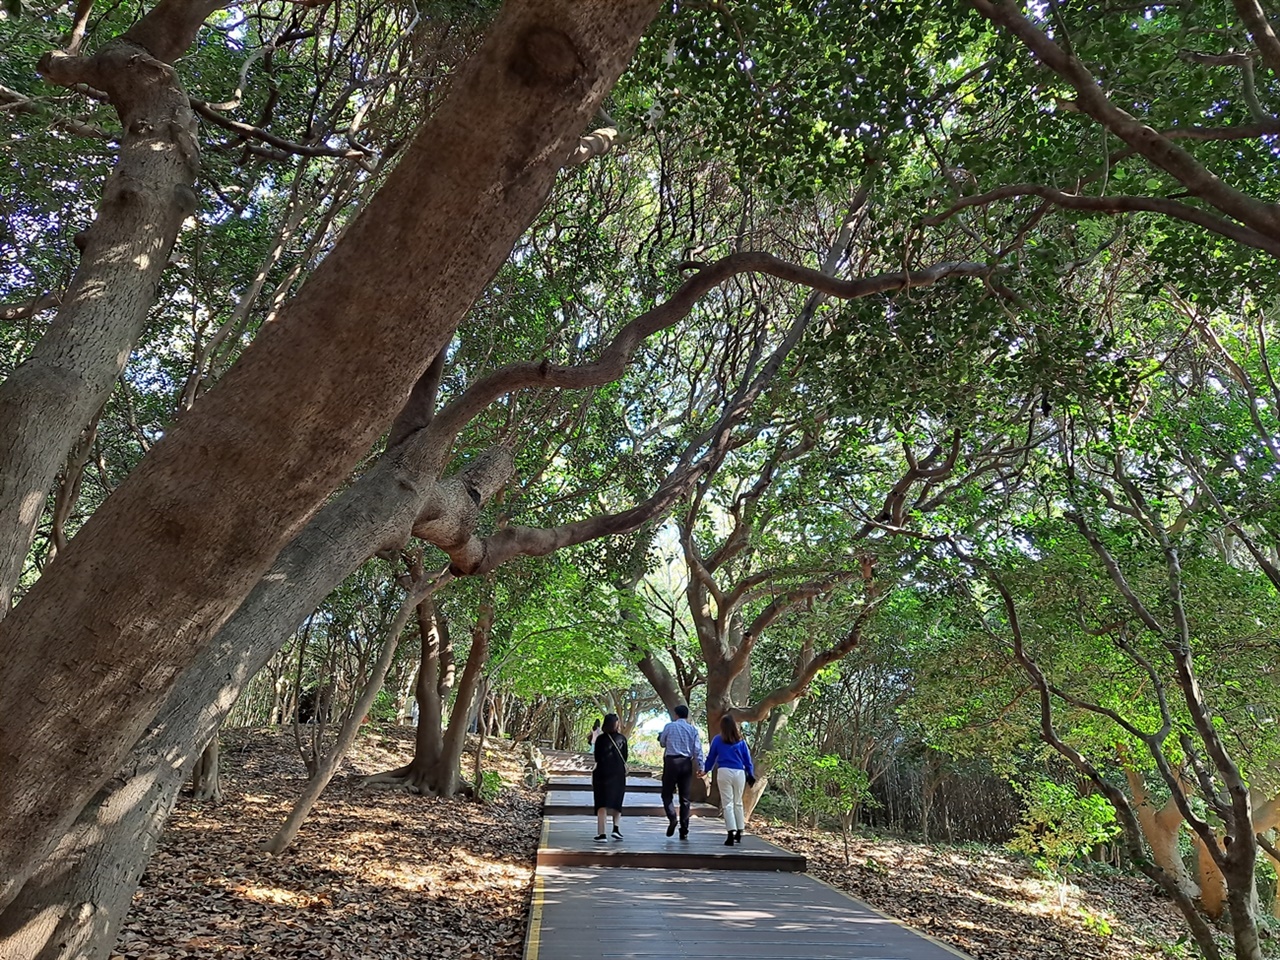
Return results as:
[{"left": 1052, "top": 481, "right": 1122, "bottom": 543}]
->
[{"left": 2, "top": 1, "right": 1280, "bottom": 957}]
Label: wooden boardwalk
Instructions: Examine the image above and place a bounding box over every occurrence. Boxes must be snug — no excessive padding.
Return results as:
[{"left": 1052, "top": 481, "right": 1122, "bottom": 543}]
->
[
  {"left": 544, "top": 790, "right": 720, "bottom": 818},
  {"left": 537, "top": 814, "right": 805, "bottom": 871},
  {"left": 524, "top": 776, "right": 971, "bottom": 960},
  {"left": 550, "top": 775, "right": 663, "bottom": 792}
]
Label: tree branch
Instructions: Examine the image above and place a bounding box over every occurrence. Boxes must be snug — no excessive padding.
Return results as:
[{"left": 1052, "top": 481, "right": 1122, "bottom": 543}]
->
[
  {"left": 926, "top": 182, "right": 1280, "bottom": 257},
  {"left": 1233, "top": 0, "right": 1280, "bottom": 79},
  {"left": 971, "top": 0, "right": 1280, "bottom": 243},
  {"left": 735, "top": 596, "right": 882, "bottom": 722},
  {"left": 190, "top": 97, "right": 374, "bottom": 165},
  {"left": 0, "top": 294, "right": 62, "bottom": 322},
  {"left": 427, "top": 253, "right": 996, "bottom": 451}
]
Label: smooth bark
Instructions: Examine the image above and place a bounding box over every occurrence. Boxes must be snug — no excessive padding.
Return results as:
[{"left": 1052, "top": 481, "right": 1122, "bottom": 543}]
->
[
  {"left": 1122, "top": 759, "right": 1199, "bottom": 899},
  {"left": 0, "top": 0, "right": 661, "bottom": 904},
  {"left": 0, "top": 0, "right": 215, "bottom": 612}
]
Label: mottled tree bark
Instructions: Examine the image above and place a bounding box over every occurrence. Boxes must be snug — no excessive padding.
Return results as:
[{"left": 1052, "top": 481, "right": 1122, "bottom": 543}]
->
[
  {"left": 0, "top": 0, "right": 216, "bottom": 613},
  {"left": 0, "top": 448, "right": 444, "bottom": 958},
  {"left": 0, "top": 0, "right": 661, "bottom": 905},
  {"left": 1122, "top": 759, "right": 1198, "bottom": 900}
]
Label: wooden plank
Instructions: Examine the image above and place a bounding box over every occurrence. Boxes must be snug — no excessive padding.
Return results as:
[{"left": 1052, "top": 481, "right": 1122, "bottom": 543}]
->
[
  {"left": 536, "top": 814, "right": 805, "bottom": 872},
  {"left": 543, "top": 790, "right": 718, "bottom": 818},
  {"left": 547, "top": 775, "right": 661, "bottom": 793},
  {"left": 523, "top": 866, "right": 972, "bottom": 960}
]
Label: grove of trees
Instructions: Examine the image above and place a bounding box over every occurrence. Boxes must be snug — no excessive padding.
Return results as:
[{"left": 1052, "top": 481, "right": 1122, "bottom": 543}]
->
[{"left": 2, "top": 0, "right": 1280, "bottom": 958}]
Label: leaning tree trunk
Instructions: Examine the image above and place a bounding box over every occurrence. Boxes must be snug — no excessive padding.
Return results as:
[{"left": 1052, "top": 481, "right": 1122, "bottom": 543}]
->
[
  {"left": 0, "top": 0, "right": 662, "bottom": 906},
  {"left": 0, "top": 444, "right": 504, "bottom": 957},
  {"left": 0, "top": 0, "right": 213, "bottom": 614}
]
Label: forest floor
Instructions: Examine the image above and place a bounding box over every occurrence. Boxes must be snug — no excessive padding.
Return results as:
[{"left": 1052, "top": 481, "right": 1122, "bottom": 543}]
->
[
  {"left": 116, "top": 727, "right": 1270, "bottom": 960},
  {"left": 113, "top": 726, "right": 545, "bottom": 960},
  {"left": 755, "top": 821, "right": 1275, "bottom": 960}
]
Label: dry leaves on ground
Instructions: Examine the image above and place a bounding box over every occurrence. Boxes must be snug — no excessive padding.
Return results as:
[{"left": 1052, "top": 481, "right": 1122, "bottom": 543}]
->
[
  {"left": 113, "top": 727, "right": 544, "bottom": 960},
  {"left": 120, "top": 729, "right": 1263, "bottom": 960},
  {"left": 755, "top": 822, "right": 1235, "bottom": 960}
]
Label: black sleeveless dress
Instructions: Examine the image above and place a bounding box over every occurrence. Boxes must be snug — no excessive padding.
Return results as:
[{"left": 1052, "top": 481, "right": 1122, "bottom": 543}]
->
[{"left": 592, "top": 731, "right": 628, "bottom": 811}]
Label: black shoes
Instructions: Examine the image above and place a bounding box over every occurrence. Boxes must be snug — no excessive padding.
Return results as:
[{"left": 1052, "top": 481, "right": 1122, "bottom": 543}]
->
[
  {"left": 724, "top": 832, "right": 735, "bottom": 846},
  {"left": 593, "top": 834, "right": 608, "bottom": 842},
  {"left": 734, "top": 830, "right": 743, "bottom": 844},
  {"left": 678, "top": 829, "right": 689, "bottom": 841},
  {"left": 666, "top": 817, "right": 677, "bottom": 837},
  {"left": 612, "top": 827, "right": 623, "bottom": 840}
]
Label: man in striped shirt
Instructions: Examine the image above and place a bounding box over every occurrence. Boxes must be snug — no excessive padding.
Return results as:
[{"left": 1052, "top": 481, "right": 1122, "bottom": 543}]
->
[{"left": 658, "top": 704, "right": 705, "bottom": 840}]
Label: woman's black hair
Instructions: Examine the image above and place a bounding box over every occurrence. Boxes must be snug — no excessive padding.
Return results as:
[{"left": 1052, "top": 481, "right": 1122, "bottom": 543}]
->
[{"left": 603, "top": 713, "right": 620, "bottom": 735}]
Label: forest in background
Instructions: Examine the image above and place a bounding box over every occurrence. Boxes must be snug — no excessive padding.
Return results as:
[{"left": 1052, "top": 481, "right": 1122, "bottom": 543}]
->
[{"left": 2, "top": 0, "right": 1280, "bottom": 957}]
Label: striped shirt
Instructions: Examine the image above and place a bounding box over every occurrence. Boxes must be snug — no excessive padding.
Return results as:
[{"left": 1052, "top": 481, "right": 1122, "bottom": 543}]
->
[{"left": 658, "top": 718, "right": 705, "bottom": 773}]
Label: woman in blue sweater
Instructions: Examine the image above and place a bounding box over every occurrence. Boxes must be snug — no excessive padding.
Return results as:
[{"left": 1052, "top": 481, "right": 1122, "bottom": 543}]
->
[{"left": 705, "top": 714, "right": 755, "bottom": 846}]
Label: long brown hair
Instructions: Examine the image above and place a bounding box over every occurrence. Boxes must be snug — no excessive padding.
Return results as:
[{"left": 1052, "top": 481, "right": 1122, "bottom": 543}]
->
[{"left": 720, "top": 714, "right": 742, "bottom": 745}]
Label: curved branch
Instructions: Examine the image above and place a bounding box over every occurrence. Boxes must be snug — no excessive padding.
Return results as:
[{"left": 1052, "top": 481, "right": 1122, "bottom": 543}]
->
[
  {"left": 971, "top": 0, "right": 1280, "bottom": 243},
  {"left": 1233, "top": 0, "right": 1280, "bottom": 79},
  {"left": 190, "top": 98, "right": 374, "bottom": 164},
  {"left": 0, "top": 294, "right": 61, "bottom": 322},
  {"left": 735, "top": 596, "right": 881, "bottom": 722},
  {"left": 457, "top": 467, "right": 701, "bottom": 575},
  {"left": 728, "top": 572, "right": 859, "bottom": 675},
  {"left": 958, "top": 553, "right": 1224, "bottom": 960},
  {"left": 1067, "top": 512, "right": 1166, "bottom": 633},
  {"left": 427, "top": 254, "right": 995, "bottom": 448},
  {"left": 926, "top": 182, "right": 1280, "bottom": 257}
]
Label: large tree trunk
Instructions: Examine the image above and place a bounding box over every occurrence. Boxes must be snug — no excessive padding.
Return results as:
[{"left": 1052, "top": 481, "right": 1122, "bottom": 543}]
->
[
  {"left": 0, "top": 440, "right": 480, "bottom": 957},
  {"left": 369, "top": 601, "right": 493, "bottom": 797},
  {"left": 0, "top": 751, "right": 179, "bottom": 959},
  {"left": 0, "top": 0, "right": 661, "bottom": 905},
  {"left": 0, "top": 0, "right": 214, "bottom": 614}
]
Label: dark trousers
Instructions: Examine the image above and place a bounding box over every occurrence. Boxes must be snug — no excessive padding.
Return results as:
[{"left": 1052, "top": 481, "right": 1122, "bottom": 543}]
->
[{"left": 661, "top": 755, "right": 694, "bottom": 830}]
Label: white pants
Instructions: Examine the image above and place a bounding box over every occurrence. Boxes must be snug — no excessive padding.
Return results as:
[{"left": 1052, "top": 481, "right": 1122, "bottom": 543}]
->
[{"left": 718, "top": 767, "right": 746, "bottom": 832}]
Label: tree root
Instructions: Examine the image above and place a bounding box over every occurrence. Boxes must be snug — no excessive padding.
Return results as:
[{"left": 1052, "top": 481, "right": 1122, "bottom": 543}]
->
[
  {"left": 361, "top": 763, "right": 413, "bottom": 787},
  {"left": 361, "top": 764, "right": 472, "bottom": 799}
]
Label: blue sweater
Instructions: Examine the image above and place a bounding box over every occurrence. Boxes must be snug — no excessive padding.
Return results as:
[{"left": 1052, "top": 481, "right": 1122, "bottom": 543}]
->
[{"left": 705, "top": 735, "right": 754, "bottom": 777}]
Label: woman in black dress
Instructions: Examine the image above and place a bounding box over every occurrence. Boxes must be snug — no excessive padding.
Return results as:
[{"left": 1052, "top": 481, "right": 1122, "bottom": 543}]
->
[{"left": 592, "top": 713, "right": 628, "bottom": 841}]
